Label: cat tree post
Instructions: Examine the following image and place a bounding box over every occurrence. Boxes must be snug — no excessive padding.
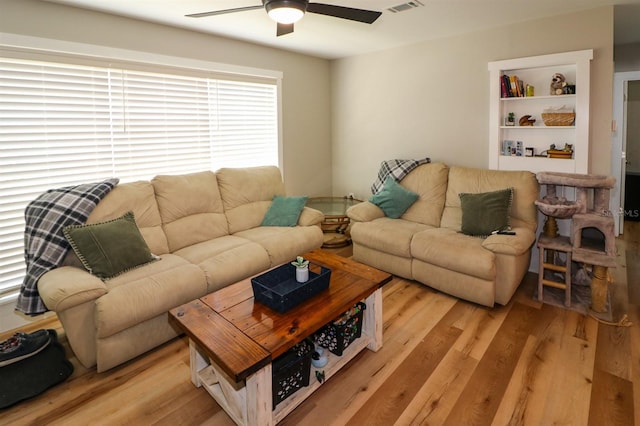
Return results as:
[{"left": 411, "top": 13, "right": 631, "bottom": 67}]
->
[
  {"left": 591, "top": 265, "right": 608, "bottom": 313},
  {"left": 541, "top": 184, "right": 558, "bottom": 264}
]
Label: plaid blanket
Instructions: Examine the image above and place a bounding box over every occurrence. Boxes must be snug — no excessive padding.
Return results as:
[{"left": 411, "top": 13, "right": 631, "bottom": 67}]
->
[
  {"left": 15, "top": 179, "right": 119, "bottom": 315},
  {"left": 371, "top": 157, "right": 431, "bottom": 194}
]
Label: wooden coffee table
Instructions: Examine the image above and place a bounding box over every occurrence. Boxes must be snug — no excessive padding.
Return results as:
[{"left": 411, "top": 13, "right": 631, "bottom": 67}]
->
[{"left": 169, "top": 250, "right": 391, "bottom": 425}]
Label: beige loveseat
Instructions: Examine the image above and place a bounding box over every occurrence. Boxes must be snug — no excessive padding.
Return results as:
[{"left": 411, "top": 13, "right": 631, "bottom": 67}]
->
[
  {"left": 347, "top": 163, "right": 539, "bottom": 307},
  {"left": 37, "top": 166, "right": 324, "bottom": 372}
]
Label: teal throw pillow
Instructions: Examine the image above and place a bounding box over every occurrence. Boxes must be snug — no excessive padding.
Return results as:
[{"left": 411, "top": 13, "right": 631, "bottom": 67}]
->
[
  {"left": 261, "top": 195, "right": 308, "bottom": 227},
  {"left": 63, "top": 211, "right": 156, "bottom": 279},
  {"left": 459, "top": 187, "right": 513, "bottom": 236},
  {"left": 369, "top": 176, "right": 419, "bottom": 219}
]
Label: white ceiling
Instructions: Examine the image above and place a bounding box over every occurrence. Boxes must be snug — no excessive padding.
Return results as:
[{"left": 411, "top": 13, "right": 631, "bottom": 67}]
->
[{"left": 45, "top": 0, "right": 640, "bottom": 59}]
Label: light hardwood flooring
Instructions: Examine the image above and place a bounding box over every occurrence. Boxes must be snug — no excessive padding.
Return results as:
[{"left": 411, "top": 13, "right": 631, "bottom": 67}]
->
[{"left": 2, "top": 225, "right": 638, "bottom": 425}]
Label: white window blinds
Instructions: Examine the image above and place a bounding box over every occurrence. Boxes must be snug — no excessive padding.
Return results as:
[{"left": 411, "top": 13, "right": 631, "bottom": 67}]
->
[{"left": 0, "top": 57, "right": 279, "bottom": 304}]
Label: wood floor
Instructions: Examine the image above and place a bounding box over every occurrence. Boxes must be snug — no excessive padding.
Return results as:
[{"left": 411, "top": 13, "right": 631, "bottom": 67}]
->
[{"left": 2, "top": 225, "right": 639, "bottom": 425}]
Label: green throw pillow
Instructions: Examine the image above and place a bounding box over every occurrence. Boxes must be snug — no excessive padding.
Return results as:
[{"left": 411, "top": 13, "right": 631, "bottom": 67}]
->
[
  {"left": 261, "top": 196, "right": 308, "bottom": 227},
  {"left": 459, "top": 188, "right": 513, "bottom": 236},
  {"left": 369, "top": 176, "right": 419, "bottom": 219},
  {"left": 63, "top": 211, "right": 156, "bottom": 279}
]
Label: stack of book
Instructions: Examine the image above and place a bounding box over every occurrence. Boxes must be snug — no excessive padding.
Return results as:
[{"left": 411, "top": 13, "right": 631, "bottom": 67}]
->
[{"left": 500, "top": 74, "right": 525, "bottom": 98}]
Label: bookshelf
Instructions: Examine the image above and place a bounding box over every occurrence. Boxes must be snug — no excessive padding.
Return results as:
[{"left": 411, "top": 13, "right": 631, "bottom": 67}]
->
[{"left": 488, "top": 50, "right": 593, "bottom": 174}]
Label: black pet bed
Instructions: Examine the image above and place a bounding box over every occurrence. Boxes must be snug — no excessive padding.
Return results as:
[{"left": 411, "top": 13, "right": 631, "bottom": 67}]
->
[{"left": 0, "top": 332, "right": 74, "bottom": 409}]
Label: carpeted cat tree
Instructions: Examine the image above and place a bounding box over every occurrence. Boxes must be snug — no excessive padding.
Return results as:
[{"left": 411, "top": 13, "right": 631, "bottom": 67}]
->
[{"left": 534, "top": 171, "right": 616, "bottom": 313}]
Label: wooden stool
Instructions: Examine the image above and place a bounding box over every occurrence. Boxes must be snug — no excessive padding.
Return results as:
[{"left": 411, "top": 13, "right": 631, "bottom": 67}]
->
[{"left": 537, "top": 234, "right": 572, "bottom": 307}]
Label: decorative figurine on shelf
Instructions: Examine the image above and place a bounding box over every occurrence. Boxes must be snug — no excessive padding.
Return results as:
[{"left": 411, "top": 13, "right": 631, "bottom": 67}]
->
[
  {"left": 519, "top": 114, "right": 536, "bottom": 126},
  {"left": 550, "top": 72, "right": 567, "bottom": 95},
  {"left": 291, "top": 256, "right": 309, "bottom": 283}
]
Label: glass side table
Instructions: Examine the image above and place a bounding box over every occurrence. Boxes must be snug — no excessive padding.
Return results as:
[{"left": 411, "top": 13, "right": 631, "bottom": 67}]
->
[{"left": 306, "top": 197, "right": 362, "bottom": 248}]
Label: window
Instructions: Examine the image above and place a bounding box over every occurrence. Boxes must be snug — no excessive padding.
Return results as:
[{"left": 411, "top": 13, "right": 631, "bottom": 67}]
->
[{"left": 0, "top": 55, "right": 280, "bottom": 305}]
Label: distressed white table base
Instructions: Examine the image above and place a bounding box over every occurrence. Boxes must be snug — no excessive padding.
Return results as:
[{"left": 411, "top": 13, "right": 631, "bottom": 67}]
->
[{"left": 188, "top": 288, "right": 383, "bottom": 426}]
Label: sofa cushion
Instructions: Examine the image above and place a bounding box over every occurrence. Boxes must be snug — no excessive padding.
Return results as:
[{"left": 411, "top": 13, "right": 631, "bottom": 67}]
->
[
  {"left": 173, "top": 235, "right": 272, "bottom": 292},
  {"left": 64, "top": 211, "right": 156, "bottom": 279},
  {"left": 459, "top": 188, "right": 513, "bottom": 236},
  {"left": 261, "top": 195, "right": 308, "bottom": 226},
  {"left": 481, "top": 227, "right": 536, "bottom": 256},
  {"left": 87, "top": 180, "right": 170, "bottom": 255},
  {"left": 394, "top": 162, "right": 449, "bottom": 227},
  {"left": 411, "top": 228, "right": 496, "bottom": 281},
  {"left": 152, "top": 171, "right": 229, "bottom": 252},
  {"left": 350, "top": 218, "right": 433, "bottom": 258},
  {"left": 441, "top": 166, "right": 539, "bottom": 232},
  {"left": 216, "top": 166, "right": 286, "bottom": 234},
  {"left": 96, "top": 254, "right": 207, "bottom": 337},
  {"left": 234, "top": 225, "right": 324, "bottom": 266},
  {"left": 369, "top": 177, "right": 419, "bottom": 219}
]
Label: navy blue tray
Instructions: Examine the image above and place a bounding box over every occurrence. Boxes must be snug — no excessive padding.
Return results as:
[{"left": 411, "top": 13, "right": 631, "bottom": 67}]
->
[{"left": 251, "top": 262, "right": 331, "bottom": 313}]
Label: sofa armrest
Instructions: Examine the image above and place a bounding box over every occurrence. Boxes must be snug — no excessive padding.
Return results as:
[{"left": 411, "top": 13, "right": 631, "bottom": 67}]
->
[
  {"left": 347, "top": 201, "right": 385, "bottom": 223},
  {"left": 481, "top": 227, "right": 536, "bottom": 256},
  {"left": 298, "top": 206, "right": 324, "bottom": 226},
  {"left": 38, "top": 266, "right": 107, "bottom": 312}
]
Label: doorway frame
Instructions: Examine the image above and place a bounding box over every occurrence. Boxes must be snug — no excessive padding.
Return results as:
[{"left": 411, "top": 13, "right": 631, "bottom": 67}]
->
[{"left": 612, "top": 71, "right": 640, "bottom": 235}]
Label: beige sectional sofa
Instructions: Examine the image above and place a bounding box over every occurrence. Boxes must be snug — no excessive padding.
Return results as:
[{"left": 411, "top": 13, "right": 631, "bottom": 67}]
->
[
  {"left": 37, "top": 166, "right": 324, "bottom": 372},
  {"left": 347, "top": 163, "right": 539, "bottom": 307}
]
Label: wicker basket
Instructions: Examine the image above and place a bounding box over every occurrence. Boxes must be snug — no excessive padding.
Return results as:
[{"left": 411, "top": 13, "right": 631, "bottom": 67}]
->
[{"left": 541, "top": 112, "right": 575, "bottom": 126}]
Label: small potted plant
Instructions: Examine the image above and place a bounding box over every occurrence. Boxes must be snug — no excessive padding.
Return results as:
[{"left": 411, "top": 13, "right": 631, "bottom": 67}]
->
[
  {"left": 291, "top": 256, "right": 309, "bottom": 283},
  {"left": 505, "top": 112, "right": 515, "bottom": 126}
]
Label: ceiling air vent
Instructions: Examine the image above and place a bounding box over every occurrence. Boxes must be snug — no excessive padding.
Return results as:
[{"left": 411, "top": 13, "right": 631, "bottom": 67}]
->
[{"left": 387, "top": 0, "right": 424, "bottom": 13}]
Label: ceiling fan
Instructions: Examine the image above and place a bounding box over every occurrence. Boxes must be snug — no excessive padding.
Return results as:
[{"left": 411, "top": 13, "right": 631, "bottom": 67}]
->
[{"left": 186, "top": 0, "right": 382, "bottom": 37}]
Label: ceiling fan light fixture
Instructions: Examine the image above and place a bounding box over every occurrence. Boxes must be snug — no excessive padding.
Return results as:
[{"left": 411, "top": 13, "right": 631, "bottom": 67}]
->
[{"left": 265, "top": 0, "right": 306, "bottom": 24}]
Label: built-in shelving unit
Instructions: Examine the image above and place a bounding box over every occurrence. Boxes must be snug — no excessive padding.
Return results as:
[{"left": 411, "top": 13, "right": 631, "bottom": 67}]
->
[{"left": 488, "top": 50, "right": 593, "bottom": 174}]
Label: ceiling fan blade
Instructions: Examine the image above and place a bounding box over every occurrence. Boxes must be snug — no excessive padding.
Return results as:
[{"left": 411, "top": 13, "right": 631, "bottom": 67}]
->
[
  {"left": 277, "top": 22, "right": 294, "bottom": 36},
  {"left": 306, "top": 3, "right": 381, "bottom": 24},
  {"left": 186, "top": 5, "right": 263, "bottom": 18}
]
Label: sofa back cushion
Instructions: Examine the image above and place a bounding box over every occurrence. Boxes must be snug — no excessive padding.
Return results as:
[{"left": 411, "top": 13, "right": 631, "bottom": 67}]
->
[
  {"left": 395, "top": 162, "right": 449, "bottom": 227},
  {"left": 85, "top": 181, "right": 170, "bottom": 255},
  {"left": 216, "top": 166, "right": 286, "bottom": 234},
  {"left": 440, "top": 166, "right": 539, "bottom": 232},
  {"left": 152, "top": 171, "right": 229, "bottom": 252}
]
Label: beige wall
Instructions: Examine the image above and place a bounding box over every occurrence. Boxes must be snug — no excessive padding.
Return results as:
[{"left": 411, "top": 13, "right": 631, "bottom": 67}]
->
[
  {"left": 331, "top": 7, "right": 614, "bottom": 200},
  {"left": 0, "top": 0, "right": 333, "bottom": 198},
  {"left": 615, "top": 42, "right": 640, "bottom": 72}
]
